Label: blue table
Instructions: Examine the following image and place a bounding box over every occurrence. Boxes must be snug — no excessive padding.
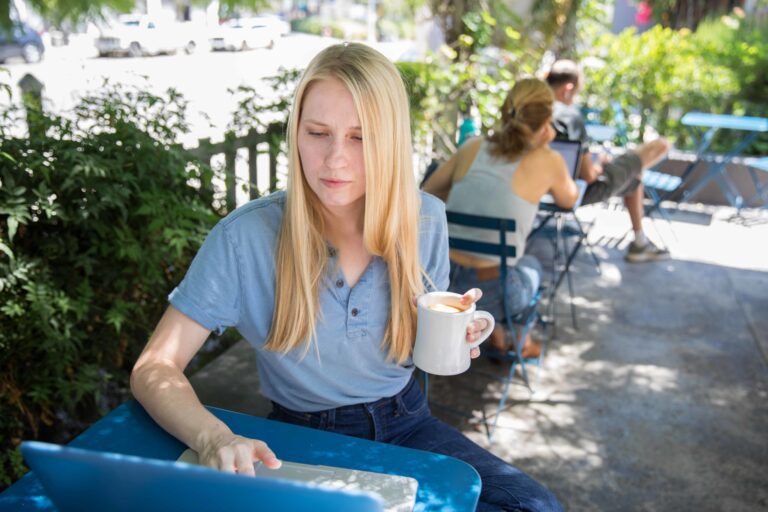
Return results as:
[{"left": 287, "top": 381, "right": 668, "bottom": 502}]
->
[
  {"left": 585, "top": 124, "right": 617, "bottom": 143},
  {"left": 674, "top": 112, "right": 768, "bottom": 208},
  {"left": 0, "top": 401, "right": 481, "bottom": 511}
]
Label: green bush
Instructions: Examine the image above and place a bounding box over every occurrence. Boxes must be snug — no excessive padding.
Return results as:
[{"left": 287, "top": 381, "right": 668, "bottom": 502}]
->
[
  {"left": 582, "top": 14, "right": 767, "bottom": 154},
  {"left": 290, "top": 16, "right": 345, "bottom": 39},
  {"left": 583, "top": 25, "right": 739, "bottom": 145},
  {"left": 0, "top": 84, "right": 221, "bottom": 488},
  {"left": 692, "top": 13, "right": 768, "bottom": 154}
]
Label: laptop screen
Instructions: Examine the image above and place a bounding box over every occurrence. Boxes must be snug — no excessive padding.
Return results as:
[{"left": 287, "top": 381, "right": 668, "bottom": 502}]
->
[
  {"left": 550, "top": 140, "right": 582, "bottom": 179},
  {"left": 22, "top": 441, "right": 385, "bottom": 512}
]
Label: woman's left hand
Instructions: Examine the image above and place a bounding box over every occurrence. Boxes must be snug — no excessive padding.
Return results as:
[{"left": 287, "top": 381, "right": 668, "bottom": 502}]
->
[{"left": 459, "top": 288, "right": 488, "bottom": 359}]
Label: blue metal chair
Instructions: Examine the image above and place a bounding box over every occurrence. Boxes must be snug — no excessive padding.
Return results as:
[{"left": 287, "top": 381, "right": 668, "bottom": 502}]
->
[
  {"left": 528, "top": 175, "right": 591, "bottom": 337},
  {"left": 642, "top": 167, "right": 682, "bottom": 225},
  {"left": 746, "top": 157, "right": 768, "bottom": 208},
  {"left": 421, "top": 211, "right": 543, "bottom": 442}
]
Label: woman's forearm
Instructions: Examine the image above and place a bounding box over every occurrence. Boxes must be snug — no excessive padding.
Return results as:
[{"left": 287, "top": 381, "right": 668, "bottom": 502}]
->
[{"left": 130, "top": 361, "right": 232, "bottom": 454}]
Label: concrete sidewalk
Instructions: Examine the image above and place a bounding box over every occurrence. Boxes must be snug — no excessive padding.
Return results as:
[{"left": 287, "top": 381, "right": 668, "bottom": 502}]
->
[{"left": 190, "top": 202, "right": 768, "bottom": 512}]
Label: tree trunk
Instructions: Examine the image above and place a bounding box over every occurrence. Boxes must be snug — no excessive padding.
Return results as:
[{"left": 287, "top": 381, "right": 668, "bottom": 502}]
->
[{"left": 554, "top": 0, "right": 581, "bottom": 59}]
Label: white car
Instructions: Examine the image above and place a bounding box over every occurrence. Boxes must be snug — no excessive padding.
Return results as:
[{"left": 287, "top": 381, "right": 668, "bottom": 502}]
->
[
  {"left": 95, "top": 15, "right": 201, "bottom": 57},
  {"left": 209, "top": 16, "right": 288, "bottom": 52}
]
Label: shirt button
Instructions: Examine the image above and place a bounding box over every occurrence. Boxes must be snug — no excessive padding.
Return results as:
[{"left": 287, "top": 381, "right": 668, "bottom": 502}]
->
[
  {"left": 335, "top": 279, "right": 344, "bottom": 288},
  {"left": 351, "top": 308, "right": 359, "bottom": 317}
]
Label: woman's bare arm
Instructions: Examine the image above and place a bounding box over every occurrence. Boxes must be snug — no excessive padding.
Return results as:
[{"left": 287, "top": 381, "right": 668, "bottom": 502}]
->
[
  {"left": 131, "top": 306, "right": 280, "bottom": 475},
  {"left": 547, "top": 151, "right": 580, "bottom": 209},
  {"left": 423, "top": 138, "right": 483, "bottom": 200}
]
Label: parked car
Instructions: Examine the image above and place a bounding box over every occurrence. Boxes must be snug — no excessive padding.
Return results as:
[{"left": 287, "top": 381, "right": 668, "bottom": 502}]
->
[
  {"left": 95, "top": 15, "right": 201, "bottom": 57},
  {"left": 0, "top": 22, "right": 45, "bottom": 63},
  {"left": 209, "top": 16, "right": 288, "bottom": 52}
]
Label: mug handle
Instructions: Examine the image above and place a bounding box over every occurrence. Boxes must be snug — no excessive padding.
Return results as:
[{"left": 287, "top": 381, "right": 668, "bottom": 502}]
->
[{"left": 468, "top": 311, "right": 495, "bottom": 349}]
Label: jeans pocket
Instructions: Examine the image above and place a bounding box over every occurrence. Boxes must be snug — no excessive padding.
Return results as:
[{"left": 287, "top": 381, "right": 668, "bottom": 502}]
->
[{"left": 395, "top": 379, "right": 429, "bottom": 417}]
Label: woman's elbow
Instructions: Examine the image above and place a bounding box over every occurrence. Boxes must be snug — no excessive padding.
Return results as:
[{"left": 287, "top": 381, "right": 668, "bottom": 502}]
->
[
  {"left": 555, "top": 188, "right": 579, "bottom": 210},
  {"left": 129, "top": 357, "right": 165, "bottom": 399},
  {"left": 562, "top": 196, "right": 578, "bottom": 210},
  {"left": 130, "top": 362, "right": 149, "bottom": 399}
]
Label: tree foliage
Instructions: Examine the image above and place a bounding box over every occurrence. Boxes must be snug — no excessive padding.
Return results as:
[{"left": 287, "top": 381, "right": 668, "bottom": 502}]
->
[
  {"left": 581, "top": 11, "right": 767, "bottom": 154},
  {"left": 1, "top": 0, "right": 271, "bottom": 28},
  {"left": 1, "top": 0, "right": 133, "bottom": 28},
  {"left": 0, "top": 83, "right": 221, "bottom": 488}
]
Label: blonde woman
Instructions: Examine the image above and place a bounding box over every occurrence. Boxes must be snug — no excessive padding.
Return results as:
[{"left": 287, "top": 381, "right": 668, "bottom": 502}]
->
[
  {"left": 132, "top": 44, "right": 562, "bottom": 511},
  {"left": 424, "top": 78, "right": 580, "bottom": 357}
]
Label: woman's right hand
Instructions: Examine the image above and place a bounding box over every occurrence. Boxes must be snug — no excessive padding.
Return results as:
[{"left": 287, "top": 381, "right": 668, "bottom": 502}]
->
[{"left": 199, "top": 431, "right": 282, "bottom": 476}]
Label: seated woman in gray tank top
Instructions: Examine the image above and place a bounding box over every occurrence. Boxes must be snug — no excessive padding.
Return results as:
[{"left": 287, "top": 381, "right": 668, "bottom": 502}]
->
[{"left": 423, "top": 78, "right": 580, "bottom": 356}]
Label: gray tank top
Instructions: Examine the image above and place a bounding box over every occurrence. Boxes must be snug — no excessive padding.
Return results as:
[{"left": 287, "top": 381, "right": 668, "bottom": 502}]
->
[{"left": 444, "top": 140, "right": 539, "bottom": 266}]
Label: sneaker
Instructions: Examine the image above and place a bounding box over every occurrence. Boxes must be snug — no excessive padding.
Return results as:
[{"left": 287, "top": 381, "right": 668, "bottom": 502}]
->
[{"left": 625, "top": 240, "right": 670, "bottom": 263}]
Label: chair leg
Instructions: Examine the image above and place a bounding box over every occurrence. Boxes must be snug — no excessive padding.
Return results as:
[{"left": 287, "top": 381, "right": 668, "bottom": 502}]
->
[
  {"left": 486, "top": 319, "right": 538, "bottom": 443},
  {"left": 560, "top": 226, "right": 578, "bottom": 330},
  {"left": 572, "top": 216, "right": 601, "bottom": 275},
  {"left": 548, "top": 216, "right": 566, "bottom": 337},
  {"left": 747, "top": 167, "right": 768, "bottom": 208},
  {"left": 482, "top": 289, "right": 544, "bottom": 443},
  {"left": 646, "top": 188, "right": 678, "bottom": 243},
  {"left": 488, "top": 358, "right": 518, "bottom": 443},
  {"left": 508, "top": 324, "right": 532, "bottom": 390},
  {"left": 566, "top": 261, "right": 578, "bottom": 330},
  {"left": 583, "top": 240, "right": 602, "bottom": 275}
]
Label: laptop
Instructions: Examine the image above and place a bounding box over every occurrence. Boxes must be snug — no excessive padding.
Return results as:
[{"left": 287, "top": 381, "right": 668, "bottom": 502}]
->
[
  {"left": 177, "top": 449, "right": 418, "bottom": 512},
  {"left": 21, "top": 441, "right": 418, "bottom": 512},
  {"left": 550, "top": 139, "right": 582, "bottom": 180},
  {"left": 540, "top": 139, "right": 587, "bottom": 208}
]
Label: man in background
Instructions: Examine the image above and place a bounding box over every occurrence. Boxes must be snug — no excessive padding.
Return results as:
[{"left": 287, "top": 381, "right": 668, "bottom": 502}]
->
[{"left": 546, "top": 60, "right": 670, "bottom": 262}]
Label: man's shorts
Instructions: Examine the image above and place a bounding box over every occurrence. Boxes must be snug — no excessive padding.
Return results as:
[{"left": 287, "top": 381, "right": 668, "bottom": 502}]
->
[{"left": 581, "top": 152, "right": 643, "bottom": 206}]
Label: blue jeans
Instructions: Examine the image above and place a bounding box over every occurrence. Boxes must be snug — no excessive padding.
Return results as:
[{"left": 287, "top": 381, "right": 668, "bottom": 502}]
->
[
  {"left": 449, "top": 255, "right": 543, "bottom": 324},
  {"left": 268, "top": 376, "right": 562, "bottom": 512}
]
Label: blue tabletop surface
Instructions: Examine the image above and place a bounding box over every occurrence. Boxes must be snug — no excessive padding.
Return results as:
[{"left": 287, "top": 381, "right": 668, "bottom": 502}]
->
[
  {"left": 585, "top": 124, "right": 617, "bottom": 142},
  {"left": 681, "top": 112, "right": 768, "bottom": 132},
  {"left": 0, "top": 401, "right": 481, "bottom": 512}
]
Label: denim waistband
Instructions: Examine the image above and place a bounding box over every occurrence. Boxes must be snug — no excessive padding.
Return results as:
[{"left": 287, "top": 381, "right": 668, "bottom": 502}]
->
[
  {"left": 269, "top": 375, "right": 428, "bottom": 442},
  {"left": 271, "top": 374, "right": 419, "bottom": 417}
]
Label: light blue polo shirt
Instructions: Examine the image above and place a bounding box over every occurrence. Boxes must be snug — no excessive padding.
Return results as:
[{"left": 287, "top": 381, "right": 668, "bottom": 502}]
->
[{"left": 169, "top": 190, "right": 450, "bottom": 412}]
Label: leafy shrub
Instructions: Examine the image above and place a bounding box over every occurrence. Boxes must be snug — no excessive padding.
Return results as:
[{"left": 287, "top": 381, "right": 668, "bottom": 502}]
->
[
  {"left": 290, "top": 16, "right": 345, "bottom": 39},
  {"left": 0, "top": 84, "right": 221, "bottom": 488},
  {"left": 692, "top": 13, "right": 768, "bottom": 154},
  {"left": 582, "top": 14, "right": 767, "bottom": 155},
  {"left": 582, "top": 25, "right": 739, "bottom": 146}
]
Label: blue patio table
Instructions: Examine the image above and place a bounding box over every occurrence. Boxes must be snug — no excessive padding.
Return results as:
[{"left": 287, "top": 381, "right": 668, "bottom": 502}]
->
[
  {"left": 672, "top": 112, "right": 768, "bottom": 208},
  {"left": 0, "top": 400, "right": 482, "bottom": 512}
]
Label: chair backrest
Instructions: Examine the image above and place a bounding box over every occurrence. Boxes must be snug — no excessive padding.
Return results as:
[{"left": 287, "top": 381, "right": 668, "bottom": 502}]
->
[{"left": 446, "top": 211, "right": 517, "bottom": 262}]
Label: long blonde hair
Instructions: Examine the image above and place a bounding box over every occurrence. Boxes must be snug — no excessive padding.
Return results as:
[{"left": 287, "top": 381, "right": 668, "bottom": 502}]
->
[
  {"left": 488, "top": 78, "right": 554, "bottom": 160},
  {"left": 265, "top": 43, "right": 423, "bottom": 364}
]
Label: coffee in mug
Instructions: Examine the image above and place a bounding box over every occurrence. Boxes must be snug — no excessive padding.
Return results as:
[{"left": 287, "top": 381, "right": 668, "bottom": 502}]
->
[
  {"left": 413, "top": 291, "right": 495, "bottom": 376},
  {"left": 426, "top": 303, "right": 464, "bottom": 314}
]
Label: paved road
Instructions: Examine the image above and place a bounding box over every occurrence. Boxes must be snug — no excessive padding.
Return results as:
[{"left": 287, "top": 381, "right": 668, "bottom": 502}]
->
[{"left": 2, "top": 33, "right": 415, "bottom": 144}]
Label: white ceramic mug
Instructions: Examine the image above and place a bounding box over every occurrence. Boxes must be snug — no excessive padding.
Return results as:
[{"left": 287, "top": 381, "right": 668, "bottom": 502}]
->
[{"left": 412, "top": 291, "right": 495, "bottom": 376}]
